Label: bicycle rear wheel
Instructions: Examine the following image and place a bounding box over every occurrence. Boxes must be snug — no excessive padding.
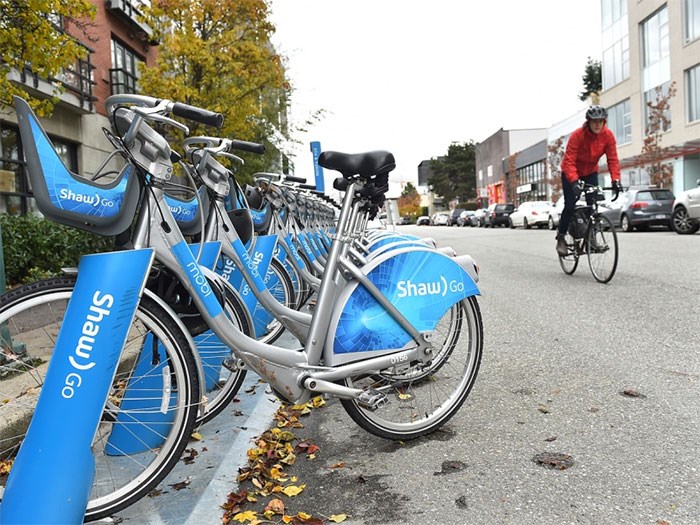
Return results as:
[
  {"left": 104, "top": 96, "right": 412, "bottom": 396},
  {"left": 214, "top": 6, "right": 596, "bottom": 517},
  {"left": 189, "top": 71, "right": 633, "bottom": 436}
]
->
[
  {"left": 587, "top": 214, "right": 619, "bottom": 283},
  {"left": 558, "top": 233, "right": 579, "bottom": 275},
  {"left": 145, "top": 268, "right": 251, "bottom": 425},
  {"left": 340, "top": 296, "right": 483, "bottom": 440},
  {"left": 0, "top": 277, "right": 200, "bottom": 521}
]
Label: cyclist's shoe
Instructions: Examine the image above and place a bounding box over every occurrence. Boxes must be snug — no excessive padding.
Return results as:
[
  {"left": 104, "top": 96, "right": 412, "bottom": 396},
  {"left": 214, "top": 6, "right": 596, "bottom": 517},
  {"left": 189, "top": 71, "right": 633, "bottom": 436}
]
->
[{"left": 556, "top": 236, "right": 568, "bottom": 257}]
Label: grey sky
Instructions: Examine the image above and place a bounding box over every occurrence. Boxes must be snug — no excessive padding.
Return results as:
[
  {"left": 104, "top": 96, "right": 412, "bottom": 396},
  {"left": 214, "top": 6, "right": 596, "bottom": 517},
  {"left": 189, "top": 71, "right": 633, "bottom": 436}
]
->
[{"left": 269, "top": 1, "right": 602, "bottom": 193}]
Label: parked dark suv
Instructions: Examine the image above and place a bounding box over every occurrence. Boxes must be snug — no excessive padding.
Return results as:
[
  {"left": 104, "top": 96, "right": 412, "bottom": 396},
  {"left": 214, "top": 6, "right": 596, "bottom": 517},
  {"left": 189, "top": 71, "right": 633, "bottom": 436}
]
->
[
  {"left": 484, "top": 203, "right": 515, "bottom": 227},
  {"left": 448, "top": 208, "right": 466, "bottom": 226},
  {"left": 601, "top": 187, "right": 675, "bottom": 232}
]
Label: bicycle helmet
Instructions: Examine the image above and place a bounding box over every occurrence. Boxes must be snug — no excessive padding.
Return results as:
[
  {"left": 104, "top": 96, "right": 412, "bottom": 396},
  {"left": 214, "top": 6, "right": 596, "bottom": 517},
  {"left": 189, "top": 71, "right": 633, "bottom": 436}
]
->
[{"left": 585, "top": 105, "right": 608, "bottom": 120}]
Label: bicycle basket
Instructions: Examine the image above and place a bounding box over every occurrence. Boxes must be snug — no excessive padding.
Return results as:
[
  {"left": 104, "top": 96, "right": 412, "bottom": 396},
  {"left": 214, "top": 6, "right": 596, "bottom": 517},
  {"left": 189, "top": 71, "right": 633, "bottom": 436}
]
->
[
  {"left": 163, "top": 186, "right": 205, "bottom": 236},
  {"left": 568, "top": 207, "right": 591, "bottom": 239},
  {"left": 14, "top": 97, "right": 141, "bottom": 236}
]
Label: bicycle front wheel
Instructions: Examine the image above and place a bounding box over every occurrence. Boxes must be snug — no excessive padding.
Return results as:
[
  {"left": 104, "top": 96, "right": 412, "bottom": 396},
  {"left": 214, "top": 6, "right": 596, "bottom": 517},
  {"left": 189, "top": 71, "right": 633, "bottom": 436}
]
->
[
  {"left": 558, "top": 233, "right": 579, "bottom": 275},
  {"left": 340, "top": 296, "right": 483, "bottom": 441},
  {"left": 0, "top": 277, "right": 200, "bottom": 521},
  {"left": 586, "top": 214, "right": 619, "bottom": 284}
]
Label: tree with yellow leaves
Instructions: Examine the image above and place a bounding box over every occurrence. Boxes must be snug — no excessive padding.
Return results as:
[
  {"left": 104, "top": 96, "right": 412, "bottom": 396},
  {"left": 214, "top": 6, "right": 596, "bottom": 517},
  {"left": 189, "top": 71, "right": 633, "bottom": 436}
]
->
[{"left": 139, "top": 0, "right": 290, "bottom": 181}]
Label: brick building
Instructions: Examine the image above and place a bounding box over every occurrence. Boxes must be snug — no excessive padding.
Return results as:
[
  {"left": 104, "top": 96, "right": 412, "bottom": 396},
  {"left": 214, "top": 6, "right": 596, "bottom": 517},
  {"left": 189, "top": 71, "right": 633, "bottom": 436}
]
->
[{"left": 0, "top": 0, "right": 158, "bottom": 216}]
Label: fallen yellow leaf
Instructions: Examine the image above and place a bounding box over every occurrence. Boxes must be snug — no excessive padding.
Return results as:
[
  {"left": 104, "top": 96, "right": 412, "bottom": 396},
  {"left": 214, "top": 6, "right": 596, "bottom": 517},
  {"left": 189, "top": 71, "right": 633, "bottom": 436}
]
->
[
  {"left": 281, "top": 484, "right": 305, "bottom": 497},
  {"left": 191, "top": 431, "right": 203, "bottom": 441},
  {"left": 232, "top": 510, "right": 257, "bottom": 522},
  {"left": 329, "top": 514, "right": 349, "bottom": 523}
]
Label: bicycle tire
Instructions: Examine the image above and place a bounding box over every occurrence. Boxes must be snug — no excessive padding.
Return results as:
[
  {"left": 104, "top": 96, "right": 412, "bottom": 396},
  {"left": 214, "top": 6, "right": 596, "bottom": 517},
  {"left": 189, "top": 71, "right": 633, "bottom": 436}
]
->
[
  {"left": 0, "top": 277, "right": 199, "bottom": 521},
  {"left": 340, "top": 296, "right": 483, "bottom": 440},
  {"left": 296, "top": 248, "right": 318, "bottom": 304},
  {"left": 192, "top": 281, "right": 251, "bottom": 425},
  {"left": 256, "top": 257, "right": 295, "bottom": 346},
  {"left": 558, "top": 233, "right": 579, "bottom": 275},
  {"left": 586, "top": 214, "right": 619, "bottom": 284}
]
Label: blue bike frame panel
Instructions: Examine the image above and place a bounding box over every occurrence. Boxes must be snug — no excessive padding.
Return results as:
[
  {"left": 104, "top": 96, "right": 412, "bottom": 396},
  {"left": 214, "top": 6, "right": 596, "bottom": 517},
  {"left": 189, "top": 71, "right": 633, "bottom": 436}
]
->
[
  {"left": 327, "top": 250, "right": 479, "bottom": 364},
  {"left": 0, "top": 249, "right": 154, "bottom": 524}
]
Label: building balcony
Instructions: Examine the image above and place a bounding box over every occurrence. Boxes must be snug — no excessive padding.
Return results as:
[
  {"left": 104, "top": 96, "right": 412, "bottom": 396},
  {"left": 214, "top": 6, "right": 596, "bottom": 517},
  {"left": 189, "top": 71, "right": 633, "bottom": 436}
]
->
[
  {"left": 106, "top": 0, "right": 155, "bottom": 41},
  {"left": 8, "top": 44, "right": 96, "bottom": 113}
]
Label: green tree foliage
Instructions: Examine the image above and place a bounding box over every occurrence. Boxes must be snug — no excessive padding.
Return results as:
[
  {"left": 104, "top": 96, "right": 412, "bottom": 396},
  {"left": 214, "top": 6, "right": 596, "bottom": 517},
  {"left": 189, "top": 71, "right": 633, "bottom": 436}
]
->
[
  {"left": 139, "top": 0, "right": 289, "bottom": 183},
  {"left": 0, "top": 0, "right": 96, "bottom": 115},
  {"left": 428, "top": 142, "right": 476, "bottom": 203},
  {"left": 579, "top": 57, "right": 602, "bottom": 102},
  {"left": 398, "top": 182, "right": 421, "bottom": 218}
]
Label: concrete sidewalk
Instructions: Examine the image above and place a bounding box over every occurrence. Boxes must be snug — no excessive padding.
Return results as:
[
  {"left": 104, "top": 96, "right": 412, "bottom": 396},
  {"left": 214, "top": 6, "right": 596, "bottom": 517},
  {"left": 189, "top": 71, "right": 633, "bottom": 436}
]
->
[{"left": 98, "top": 372, "right": 280, "bottom": 525}]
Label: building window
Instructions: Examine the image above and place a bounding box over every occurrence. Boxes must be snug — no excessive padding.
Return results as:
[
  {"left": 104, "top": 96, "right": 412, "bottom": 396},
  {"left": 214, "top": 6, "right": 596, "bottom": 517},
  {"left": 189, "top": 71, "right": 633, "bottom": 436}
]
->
[
  {"left": 607, "top": 99, "right": 631, "bottom": 144},
  {"left": 642, "top": 7, "right": 670, "bottom": 92},
  {"left": 688, "top": 64, "right": 700, "bottom": 123},
  {"left": 686, "top": 0, "right": 700, "bottom": 43},
  {"left": 601, "top": 0, "right": 629, "bottom": 90},
  {"left": 110, "top": 39, "right": 143, "bottom": 95},
  {"left": 0, "top": 124, "right": 78, "bottom": 216}
]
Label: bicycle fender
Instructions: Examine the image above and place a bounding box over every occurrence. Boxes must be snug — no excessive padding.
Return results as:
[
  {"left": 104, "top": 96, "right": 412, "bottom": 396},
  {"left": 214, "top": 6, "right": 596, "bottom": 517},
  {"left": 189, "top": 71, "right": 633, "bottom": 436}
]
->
[
  {"left": 325, "top": 247, "right": 479, "bottom": 365},
  {"left": 0, "top": 249, "right": 154, "bottom": 524}
]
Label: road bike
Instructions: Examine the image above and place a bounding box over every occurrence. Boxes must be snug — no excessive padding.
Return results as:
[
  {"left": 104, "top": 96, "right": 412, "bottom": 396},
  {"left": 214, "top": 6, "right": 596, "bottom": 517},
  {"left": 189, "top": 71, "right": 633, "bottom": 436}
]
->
[{"left": 558, "top": 182, "right": 620, "bottom": 284}]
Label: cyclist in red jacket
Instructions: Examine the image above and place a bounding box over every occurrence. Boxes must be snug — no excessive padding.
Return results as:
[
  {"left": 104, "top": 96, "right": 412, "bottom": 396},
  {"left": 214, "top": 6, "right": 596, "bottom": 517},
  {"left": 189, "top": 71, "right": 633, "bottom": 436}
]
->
[{"left": 556, "top": 105, "right": 622, "bottom": 256}]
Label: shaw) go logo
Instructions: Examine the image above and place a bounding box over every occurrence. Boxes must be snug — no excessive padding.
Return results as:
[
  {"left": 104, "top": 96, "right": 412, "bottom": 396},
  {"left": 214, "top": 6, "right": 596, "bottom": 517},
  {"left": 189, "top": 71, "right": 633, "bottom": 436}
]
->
[
  {"left": 396, "top": 276, "right": 464, "bottom": 298},
  {"left": 62, "top": 290, "right": 114, "bottom": 399},
  {"left": 59, "top": 188, "right": 116, "bottom": 208}
]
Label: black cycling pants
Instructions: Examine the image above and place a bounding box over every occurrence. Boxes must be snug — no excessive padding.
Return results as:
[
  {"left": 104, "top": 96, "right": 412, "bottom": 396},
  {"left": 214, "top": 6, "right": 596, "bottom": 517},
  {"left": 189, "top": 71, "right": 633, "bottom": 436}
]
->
[{"left": 557, "top": 172, "right": 598, "bottom": 238}]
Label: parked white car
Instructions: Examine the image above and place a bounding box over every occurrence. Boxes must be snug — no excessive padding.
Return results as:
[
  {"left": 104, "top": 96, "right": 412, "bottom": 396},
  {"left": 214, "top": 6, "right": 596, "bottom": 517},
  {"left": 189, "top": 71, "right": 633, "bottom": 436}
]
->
[
  {"left": 671, "top": 179, "right": 700, "bottom": 234},
  {"left": 433, "top": 213, "right": 450, "bottom": 226},
  {"left": 508, "top": 201, "right": 553, "bottom": 229},
  {"left": 547, "top": 197, "right": 587, "bottom": 230}
]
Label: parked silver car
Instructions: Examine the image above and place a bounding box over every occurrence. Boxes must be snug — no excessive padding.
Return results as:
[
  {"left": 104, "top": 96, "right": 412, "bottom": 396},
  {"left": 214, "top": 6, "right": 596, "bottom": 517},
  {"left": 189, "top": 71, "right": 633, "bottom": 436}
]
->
[
  {"left": 601, "top": 187, "right": 675, "bottom": 232},
  {"left": 671, "top": 179, "right": 700, "bottom": 234}
]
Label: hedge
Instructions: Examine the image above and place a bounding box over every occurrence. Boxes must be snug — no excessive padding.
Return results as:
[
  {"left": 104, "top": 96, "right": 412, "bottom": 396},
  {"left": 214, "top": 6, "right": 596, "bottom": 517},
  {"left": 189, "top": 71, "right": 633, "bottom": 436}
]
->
[{"left": 0, "top": 214, "right": 114, "bottom": 287}]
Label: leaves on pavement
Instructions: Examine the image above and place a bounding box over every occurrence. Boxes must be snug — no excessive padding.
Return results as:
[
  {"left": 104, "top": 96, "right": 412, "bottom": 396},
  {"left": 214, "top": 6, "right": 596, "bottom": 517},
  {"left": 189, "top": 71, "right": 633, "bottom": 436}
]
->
[{"left": 222, "top": 396, "right": 345, "bottom": 524}]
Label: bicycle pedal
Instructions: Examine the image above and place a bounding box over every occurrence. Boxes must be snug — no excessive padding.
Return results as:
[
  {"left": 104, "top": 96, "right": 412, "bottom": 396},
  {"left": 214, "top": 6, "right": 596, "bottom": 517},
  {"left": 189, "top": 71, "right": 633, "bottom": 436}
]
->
[{"left": 356, "top": 389, "right": 388, "bottom": 411}]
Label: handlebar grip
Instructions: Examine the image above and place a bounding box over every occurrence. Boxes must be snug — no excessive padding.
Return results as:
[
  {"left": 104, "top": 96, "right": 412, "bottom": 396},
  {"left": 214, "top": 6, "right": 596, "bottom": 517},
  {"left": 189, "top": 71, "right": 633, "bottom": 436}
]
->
[
  {"left": 228, "top": 139, "right": 265, "bottom": 154},
  {"left": 171, "top": 102, "right": 224, "bottom": 128},
  {"left": 284, "top": 175, "right": 307, "bottom": 184},
  {"left": 299, "top": 184, "right": 317, "bottom": 190}
]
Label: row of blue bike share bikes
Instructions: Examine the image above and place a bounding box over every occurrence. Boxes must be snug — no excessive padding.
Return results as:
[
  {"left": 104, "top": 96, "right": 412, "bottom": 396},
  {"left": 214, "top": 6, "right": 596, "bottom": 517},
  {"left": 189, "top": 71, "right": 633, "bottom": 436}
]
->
[{"left": 0, "top": 94, "right": 484, "bottom": 523}]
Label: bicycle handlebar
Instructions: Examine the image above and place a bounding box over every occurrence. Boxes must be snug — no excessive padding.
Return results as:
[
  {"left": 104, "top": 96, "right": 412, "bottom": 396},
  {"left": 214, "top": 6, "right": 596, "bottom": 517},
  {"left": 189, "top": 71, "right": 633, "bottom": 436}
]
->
[
  {"left": 228, "top": 139, "right": 265, "bottom": 154},
  {"left": 577, "top": 181, "right": 624, "bottom": 202},
  {"left": 105, "top": 94, "right": 224, "bottom": 128},
  {"left": 284, "top": 175, "right": 307, "bottom": 184},
  {"left": 171, "top": 102, "right": 223, "bottom": 128}
]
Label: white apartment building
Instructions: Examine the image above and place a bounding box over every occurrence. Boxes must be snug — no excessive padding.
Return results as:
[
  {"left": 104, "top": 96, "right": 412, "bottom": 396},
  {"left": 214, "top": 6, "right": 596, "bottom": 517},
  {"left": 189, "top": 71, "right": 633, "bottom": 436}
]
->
[{"left": 598, "top": 0, "right": 700, "bottom": 191}]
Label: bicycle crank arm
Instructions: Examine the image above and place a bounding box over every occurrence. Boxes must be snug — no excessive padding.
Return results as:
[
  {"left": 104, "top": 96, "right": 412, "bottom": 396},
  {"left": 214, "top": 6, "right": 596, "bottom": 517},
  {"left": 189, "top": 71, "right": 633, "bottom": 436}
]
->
[{"left": 301, "top": 378, "right": 387, "bottom": 411}]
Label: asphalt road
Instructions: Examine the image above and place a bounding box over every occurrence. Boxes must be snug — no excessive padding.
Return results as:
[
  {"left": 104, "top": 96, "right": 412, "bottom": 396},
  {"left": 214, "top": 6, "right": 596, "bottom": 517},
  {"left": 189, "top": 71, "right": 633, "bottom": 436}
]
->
[
  {"left": 267, "top": 225, "right": 700, "bottom": 525},
  {"left": 111, "top": 224, "right": 700, "bottom": 525}
]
